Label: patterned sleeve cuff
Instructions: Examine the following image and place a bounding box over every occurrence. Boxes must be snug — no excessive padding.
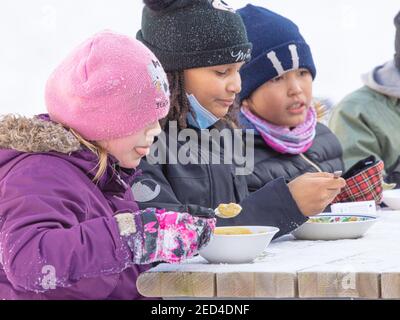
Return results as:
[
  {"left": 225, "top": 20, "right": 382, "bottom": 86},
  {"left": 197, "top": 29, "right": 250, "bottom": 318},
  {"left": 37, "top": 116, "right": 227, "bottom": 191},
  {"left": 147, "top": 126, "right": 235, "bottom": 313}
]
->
[
  {"left": 115, "top": 212, "right": 137, "bottom": 236},
  {"left": 115, "top": 209, "right": 160, "bottom": 265}
]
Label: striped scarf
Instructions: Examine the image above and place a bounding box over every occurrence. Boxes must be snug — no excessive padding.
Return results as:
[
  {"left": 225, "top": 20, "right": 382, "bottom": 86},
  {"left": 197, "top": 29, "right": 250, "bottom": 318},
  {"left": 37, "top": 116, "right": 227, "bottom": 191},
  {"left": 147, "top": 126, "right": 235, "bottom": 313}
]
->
[{"left": 240, "top": 106, "right": 317, "bottom": 154}]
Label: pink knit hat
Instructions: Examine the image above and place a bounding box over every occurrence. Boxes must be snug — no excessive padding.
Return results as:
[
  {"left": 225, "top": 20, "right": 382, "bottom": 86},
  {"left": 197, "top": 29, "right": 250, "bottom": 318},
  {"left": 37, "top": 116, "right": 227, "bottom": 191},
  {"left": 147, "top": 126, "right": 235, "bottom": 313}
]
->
[{"left": 45, "top": 30, "right": 170, "bottom": 141}]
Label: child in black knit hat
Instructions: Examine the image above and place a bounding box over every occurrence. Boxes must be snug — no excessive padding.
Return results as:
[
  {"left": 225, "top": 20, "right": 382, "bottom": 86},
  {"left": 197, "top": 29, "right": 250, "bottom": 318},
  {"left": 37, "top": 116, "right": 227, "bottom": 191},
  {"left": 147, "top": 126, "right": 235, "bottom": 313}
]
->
[
  {"left": 134, "top": 0, "right": 345, "bottom": 238},
  {"left": 137, "top": 0, "right": 252, "bottom": 128}
]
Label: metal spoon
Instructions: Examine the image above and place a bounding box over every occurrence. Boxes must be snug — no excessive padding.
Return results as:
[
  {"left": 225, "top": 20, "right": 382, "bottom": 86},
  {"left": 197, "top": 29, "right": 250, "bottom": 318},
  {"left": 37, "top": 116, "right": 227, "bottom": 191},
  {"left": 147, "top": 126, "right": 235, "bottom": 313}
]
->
[
  {"left": 214, "top": 203, "right": 242, "bottom": 219},
  {"left": 333, "top": 170, "right": 343, "bottom": 179}
]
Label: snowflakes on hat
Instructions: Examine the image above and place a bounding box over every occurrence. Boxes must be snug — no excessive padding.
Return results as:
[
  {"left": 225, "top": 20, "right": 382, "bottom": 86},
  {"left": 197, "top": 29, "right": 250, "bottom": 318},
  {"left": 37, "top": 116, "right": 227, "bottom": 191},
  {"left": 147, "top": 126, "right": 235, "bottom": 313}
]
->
[{"left": 209, "top": 0, "right": 235, "bottom": 13}]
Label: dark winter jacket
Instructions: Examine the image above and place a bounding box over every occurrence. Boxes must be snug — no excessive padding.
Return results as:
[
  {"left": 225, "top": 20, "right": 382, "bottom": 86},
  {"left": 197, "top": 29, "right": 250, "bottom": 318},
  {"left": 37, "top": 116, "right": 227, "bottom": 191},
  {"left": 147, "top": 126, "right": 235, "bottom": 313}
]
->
[
  {"left": 135, "top": 120, "right": 308, "bottom": 238},
  {"left": 240, "top": 116, "right": 344, "bottom": 192}
]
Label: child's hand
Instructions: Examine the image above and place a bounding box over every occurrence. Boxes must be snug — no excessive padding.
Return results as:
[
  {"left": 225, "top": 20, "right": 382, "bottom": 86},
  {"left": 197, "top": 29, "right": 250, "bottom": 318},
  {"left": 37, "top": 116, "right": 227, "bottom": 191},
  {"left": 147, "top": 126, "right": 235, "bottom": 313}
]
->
[
  {"left": 115, "top": 208, "right": 216, "bottom": 264},
  {"left": 288, "top": 172, "right": 346, "bottom": 217}
]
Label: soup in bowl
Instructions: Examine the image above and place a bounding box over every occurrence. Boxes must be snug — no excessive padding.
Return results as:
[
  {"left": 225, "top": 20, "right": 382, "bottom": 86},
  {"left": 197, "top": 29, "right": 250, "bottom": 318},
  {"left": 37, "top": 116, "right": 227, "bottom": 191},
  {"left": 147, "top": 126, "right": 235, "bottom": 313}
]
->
[{"left": 199, "top": 226, "right": 279, "bottom": 264}]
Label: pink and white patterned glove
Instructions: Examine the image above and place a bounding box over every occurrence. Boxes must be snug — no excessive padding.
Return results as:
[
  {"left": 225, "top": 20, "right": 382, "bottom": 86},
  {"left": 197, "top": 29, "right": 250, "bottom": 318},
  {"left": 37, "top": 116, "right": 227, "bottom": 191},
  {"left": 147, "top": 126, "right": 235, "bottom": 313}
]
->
[{"left": 115, "top": 208, "right": 216, "bottom": 264}]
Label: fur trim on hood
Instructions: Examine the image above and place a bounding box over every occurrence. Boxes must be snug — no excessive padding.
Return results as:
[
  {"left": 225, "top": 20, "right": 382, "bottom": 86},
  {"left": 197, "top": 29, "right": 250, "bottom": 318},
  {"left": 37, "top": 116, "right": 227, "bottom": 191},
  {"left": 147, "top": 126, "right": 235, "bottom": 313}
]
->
[{"left": 0, "top": 114, "right": 81, "bottom": 154}]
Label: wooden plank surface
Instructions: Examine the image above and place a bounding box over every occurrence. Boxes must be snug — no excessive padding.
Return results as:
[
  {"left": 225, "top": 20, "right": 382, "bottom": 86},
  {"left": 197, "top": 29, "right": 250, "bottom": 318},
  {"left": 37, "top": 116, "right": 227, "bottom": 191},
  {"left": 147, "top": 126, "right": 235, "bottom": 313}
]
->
[
  {"left": 298, "top": 272, "right": 380, "bottom": 298},
  {"left": 215, "top": 272, "right": 297, "bottom": 298},
  {"left": 136, "top": 211, "right": 400, "bottom": 299},
  {"left": 216, "top": 272, "right": 296, "bottom": 298},
  {"left": 137, "top": 272, "right": 215, "bottom": 298},
  {"left": 253, "top": 272, "right": 297, "bottom": 298},
  {"left": 381, "top": 268, "right": 400, "bottom": 299},
  {"left": 216, "top": 273, "right": 254, "bottom": 297}
]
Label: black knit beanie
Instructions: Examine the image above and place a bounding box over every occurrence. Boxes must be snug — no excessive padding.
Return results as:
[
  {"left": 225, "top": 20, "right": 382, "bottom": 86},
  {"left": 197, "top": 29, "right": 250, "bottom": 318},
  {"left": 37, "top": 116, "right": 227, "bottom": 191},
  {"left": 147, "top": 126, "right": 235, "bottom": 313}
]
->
[
  {"left": 395, "top": 11, "right": 400, "bottom": 70},
  {"left": 137, "top": 0, "right": 252, "bottom": 72}
]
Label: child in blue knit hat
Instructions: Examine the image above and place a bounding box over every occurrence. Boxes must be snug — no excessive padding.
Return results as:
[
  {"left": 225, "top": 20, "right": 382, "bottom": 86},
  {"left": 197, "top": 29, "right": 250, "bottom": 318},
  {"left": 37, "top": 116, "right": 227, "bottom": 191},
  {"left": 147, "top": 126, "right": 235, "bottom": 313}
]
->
[{"left": 237, "top": 4, "right": 345, "bottom": 192}]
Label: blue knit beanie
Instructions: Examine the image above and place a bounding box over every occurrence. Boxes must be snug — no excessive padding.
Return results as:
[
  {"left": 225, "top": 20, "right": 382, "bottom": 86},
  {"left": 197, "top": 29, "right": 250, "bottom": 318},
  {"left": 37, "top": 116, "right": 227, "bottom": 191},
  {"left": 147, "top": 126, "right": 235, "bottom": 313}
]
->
[{"left": 238, "top": 4, "right": 316, "bottom": 100}]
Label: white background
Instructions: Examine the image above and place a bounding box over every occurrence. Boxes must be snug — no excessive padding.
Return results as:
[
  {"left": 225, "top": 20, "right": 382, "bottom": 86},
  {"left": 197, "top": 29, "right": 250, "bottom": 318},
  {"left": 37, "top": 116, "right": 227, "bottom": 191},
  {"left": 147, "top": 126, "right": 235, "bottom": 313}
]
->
[{"left": 0, "top": 0, "right": 398, "bottom": 116}]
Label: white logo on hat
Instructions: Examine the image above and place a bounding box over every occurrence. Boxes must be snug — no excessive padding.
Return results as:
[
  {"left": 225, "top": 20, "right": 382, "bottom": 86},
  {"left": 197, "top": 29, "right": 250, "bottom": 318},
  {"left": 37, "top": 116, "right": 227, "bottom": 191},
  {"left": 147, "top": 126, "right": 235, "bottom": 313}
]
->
[
  {"left": 288, "top": 44, "right": 300, "bottom": 70},
  {"left": 231, "top": 48, "right": 251, "bottom": 62},
  {"left": 266, "top": 44, "right": 300, "bottom": 76},
  {"left": 210, "top": 0, "right": 235, "bottom": 13},
  {"left": 147, "top": 59, "right": 170, "bottom": 96}
]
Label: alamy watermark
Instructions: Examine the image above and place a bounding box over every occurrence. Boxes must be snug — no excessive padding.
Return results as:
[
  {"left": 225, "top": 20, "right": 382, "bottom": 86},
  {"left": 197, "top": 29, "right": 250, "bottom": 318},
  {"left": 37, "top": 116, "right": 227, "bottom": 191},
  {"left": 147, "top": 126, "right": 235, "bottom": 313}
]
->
[
  {"left": 146, "top": 121, "right": 255, "bottom": 176},
  {"left": 41, "top": 264, "right": 56, "bottom": 290}
]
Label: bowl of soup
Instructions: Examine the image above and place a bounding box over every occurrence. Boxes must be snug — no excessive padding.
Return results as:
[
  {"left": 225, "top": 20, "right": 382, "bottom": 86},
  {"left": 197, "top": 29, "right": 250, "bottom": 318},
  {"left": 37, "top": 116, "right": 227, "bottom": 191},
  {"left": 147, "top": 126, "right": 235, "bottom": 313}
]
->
[
  {"left": 383, "top": 189, "right": 400, "bottom": 210},
  {"left": 291, "top": 214, "right": 378, "bottom": 240},
  {"left": 199, "top": 226, "right": 279, "bottom": 264}
]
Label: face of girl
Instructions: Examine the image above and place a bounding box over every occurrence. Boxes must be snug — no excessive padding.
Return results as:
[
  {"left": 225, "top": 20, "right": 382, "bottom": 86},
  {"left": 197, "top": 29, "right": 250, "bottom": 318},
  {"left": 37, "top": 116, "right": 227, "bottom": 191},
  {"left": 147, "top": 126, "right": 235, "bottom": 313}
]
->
[
  {"left": 97, "top": 121, "right": 162, "bottom": 169},
  {"left": 242, "top": 69, "right": 313, "bottom": 128},
  {"left": 184, "top": 62, "right": 245, "bottom": 119}
]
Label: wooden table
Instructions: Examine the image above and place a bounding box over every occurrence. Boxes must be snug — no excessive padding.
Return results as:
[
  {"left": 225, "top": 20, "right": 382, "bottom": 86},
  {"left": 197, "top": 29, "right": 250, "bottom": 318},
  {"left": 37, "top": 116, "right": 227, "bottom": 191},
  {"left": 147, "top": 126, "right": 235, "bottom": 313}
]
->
[{"left": 137, "top": 210, "right": 400, "bottom": 299}]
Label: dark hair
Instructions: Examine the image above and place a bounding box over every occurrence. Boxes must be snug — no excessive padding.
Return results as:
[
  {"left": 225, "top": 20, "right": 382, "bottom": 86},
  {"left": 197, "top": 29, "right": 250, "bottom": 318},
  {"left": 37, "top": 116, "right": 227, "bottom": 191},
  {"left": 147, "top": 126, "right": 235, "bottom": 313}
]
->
[{"left": 161, "top": 71, "right": 240, "bottom": 130}]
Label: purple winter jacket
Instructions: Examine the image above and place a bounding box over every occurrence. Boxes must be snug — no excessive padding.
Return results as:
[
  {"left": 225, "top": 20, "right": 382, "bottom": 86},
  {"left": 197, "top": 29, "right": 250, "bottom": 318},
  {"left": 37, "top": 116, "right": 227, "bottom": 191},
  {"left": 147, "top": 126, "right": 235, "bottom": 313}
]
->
[{"left": 0, "top": 115, "right": 152, "bottom": 299}]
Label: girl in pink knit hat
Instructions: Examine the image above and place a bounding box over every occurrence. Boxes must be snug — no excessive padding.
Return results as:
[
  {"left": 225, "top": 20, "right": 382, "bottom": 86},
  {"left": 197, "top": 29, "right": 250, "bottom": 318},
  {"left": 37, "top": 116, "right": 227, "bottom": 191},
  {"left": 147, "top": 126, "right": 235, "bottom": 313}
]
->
[{"left": 0, "top": 31, "right": 215, "bottom": 300}]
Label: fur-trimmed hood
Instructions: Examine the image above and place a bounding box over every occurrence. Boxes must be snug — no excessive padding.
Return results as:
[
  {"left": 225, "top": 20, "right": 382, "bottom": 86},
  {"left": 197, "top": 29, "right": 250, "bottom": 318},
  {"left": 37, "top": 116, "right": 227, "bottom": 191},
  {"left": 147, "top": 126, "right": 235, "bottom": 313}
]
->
[
  {"left": 0, "top": 113, "right": 139, "bottom": 191},
  {"left": 0, "top": 114, "right": 81, "bottom": 154}
]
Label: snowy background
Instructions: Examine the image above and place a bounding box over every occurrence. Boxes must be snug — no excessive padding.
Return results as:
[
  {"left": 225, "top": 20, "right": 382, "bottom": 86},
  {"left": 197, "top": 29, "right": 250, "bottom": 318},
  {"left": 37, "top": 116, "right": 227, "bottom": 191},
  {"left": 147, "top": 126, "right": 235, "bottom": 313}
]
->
[{"left": 0, "top": 0, "right": 399, "bottom": 116}]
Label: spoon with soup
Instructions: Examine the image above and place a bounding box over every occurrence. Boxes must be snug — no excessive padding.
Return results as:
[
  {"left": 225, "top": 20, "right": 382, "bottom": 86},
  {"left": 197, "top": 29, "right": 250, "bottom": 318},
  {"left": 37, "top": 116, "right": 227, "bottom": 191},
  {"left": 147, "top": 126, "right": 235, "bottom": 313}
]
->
[
  {"left": 213, "top": 203, "right": 256, "bottom": 235},
  {"left": 214, "top": 202, "right": 242, "bottom": 219}
]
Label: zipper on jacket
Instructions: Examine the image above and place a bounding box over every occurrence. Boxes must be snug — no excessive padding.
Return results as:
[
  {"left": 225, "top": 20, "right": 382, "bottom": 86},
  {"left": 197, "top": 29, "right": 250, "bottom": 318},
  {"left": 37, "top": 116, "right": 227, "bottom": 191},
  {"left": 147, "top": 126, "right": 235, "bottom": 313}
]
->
[
  {"left": 299, "top": 153, "right": 323, "bottom": 173},
  {"left": 197, "top": 130, "right": 214, "bottom": 207},
  {"left": 112, "top": 164, "right": 129, "bottom": 189}
]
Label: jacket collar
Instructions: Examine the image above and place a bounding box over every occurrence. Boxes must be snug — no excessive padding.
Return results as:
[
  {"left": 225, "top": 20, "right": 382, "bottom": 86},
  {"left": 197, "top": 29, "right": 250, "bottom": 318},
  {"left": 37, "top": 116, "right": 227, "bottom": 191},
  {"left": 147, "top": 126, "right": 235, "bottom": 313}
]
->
[{"left": 0, "top": 114, "right": 139, "bottom": 188}]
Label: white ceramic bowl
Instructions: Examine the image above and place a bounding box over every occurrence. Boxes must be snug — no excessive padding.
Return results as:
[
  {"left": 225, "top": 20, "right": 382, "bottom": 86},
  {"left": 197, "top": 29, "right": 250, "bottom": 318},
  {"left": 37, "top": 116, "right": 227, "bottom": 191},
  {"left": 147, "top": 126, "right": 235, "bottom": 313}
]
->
[
  {"left": 383, "top": 189, "right": 400, "bottom": 210},
  {"left": 199, "top": 226, "right": 279, "bottom": 264},
  {"left": 292, "top": 215, "right": 378, "bottom": 241}
]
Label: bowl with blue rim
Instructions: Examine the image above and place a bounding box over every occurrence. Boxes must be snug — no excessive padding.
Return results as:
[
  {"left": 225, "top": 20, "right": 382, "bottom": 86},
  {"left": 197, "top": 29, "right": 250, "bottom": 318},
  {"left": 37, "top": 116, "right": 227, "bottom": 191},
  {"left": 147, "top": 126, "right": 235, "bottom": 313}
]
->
[{"left": 292, "top": 212, "right": 378, "bottom": 240}]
